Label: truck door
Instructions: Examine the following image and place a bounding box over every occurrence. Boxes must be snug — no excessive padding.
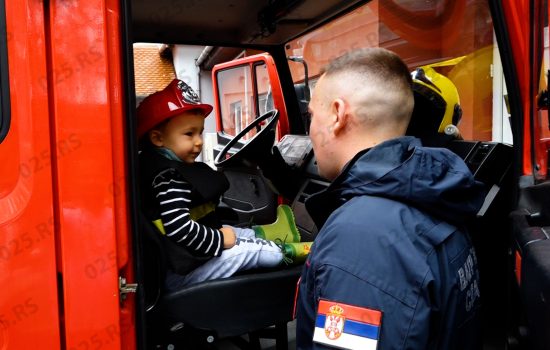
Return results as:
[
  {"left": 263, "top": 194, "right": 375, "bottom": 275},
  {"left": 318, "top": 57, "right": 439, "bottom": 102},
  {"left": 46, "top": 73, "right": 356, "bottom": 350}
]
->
[
  {"left": 1, "top": 1, "right": 138, "bottom": 349},
  {"left": 0, "top": 2, "right": 61, "bottom": 348},
  {"left": 45, "top": 1, "right": 137, "bottom": 349},
  {"left": 502, "top": 1, "right": 550, "bottom": 349}
]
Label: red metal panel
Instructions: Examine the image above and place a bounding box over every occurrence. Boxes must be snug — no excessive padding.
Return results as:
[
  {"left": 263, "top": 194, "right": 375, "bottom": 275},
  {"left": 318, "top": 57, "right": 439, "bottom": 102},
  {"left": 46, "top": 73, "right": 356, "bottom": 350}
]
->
[
  {"left": 47, "top": 0, "right": 132, "bottom": 348},
  {"left": 105, "top": 0, "right": 137, "bottom": 348},
  {"left": 530, "top": 0, "right": 546, "bottom": 179},
  {"left": 502, "top": 0, "right": 546, "bottom": 177},
  {"left": 0, "top": 1, "right": 61, "bottom": 349}
]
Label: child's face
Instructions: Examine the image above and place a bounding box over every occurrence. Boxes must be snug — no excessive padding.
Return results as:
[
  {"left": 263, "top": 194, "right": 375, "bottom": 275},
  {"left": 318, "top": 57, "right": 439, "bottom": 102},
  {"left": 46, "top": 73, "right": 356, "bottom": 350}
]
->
[{"left": 150, "top": 111, "right": 205, "bottom": 163}]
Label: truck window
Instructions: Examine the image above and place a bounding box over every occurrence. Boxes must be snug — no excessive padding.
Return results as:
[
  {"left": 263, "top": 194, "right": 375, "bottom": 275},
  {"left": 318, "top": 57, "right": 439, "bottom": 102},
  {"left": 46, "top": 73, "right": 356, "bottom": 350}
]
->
[
  {"left": 216, "top": 65, "right": 253, "bottom": 139},
  {"left": 285, "top": 0, "right": 509, "bottom": 144},
  {"left": 216, "top": 61, "right": 274, "bottom": 141},
  {"left": 0, "top": 0, "right": 9, "bottom": 144}
]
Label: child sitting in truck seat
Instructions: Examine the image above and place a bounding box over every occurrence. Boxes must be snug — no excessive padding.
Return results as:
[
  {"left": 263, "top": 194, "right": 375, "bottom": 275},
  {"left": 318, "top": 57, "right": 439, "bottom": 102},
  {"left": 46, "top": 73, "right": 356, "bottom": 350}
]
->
[{"left": 137, "top": 78, "right": 312, "bottom": 290}]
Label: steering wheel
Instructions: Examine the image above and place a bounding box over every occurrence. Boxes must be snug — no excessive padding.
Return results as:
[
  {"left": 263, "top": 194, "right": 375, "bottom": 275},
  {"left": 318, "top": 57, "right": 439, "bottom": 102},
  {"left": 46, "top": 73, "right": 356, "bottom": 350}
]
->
[{"left": 214, "top": 109, "right": 279, "bottom": 168}]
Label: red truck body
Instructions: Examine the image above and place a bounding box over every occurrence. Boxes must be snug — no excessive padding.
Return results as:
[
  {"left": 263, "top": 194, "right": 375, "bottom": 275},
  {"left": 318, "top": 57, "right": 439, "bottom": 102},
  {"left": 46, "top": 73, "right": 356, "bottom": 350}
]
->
[{"left": 0, "top": 1, "right": 548, "bottom": 349}]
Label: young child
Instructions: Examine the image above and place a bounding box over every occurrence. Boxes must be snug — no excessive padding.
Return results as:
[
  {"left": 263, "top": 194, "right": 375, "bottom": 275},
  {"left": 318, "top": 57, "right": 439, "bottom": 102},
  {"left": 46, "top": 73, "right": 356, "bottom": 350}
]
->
[{"left": 137, "top": 79, "right": 311, "bottom": 290}]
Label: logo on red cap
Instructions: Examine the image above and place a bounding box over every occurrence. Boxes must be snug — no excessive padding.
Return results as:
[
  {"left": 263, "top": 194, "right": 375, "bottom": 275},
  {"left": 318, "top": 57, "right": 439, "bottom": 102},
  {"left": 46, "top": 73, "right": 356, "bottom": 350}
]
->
[{"left": 177, "top": 80, "right": 201, "bottom": 104}]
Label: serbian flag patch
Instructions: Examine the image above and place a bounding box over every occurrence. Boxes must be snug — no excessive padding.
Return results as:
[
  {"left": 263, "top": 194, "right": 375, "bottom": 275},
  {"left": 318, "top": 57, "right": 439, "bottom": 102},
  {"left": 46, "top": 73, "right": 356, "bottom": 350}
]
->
[{"left": 313, "top": 299, "right": 382, "bottom": 350}]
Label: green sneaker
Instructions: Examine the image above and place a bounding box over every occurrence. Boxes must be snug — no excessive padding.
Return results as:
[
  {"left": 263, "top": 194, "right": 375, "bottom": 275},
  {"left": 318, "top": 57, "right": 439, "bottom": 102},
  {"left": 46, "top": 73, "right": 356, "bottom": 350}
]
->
[
  {"left": 281, "top": 241, "right": 313, "bottom": 265},
  {"left": 252, "top": 204, "right": 301, "bottom": 243}
]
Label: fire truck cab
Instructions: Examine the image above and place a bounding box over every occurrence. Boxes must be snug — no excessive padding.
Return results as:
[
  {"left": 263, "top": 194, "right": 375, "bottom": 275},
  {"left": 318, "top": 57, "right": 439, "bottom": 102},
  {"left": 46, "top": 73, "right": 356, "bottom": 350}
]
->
[{"left": 1, "top": 1, "right": 549, "bottom": 349}]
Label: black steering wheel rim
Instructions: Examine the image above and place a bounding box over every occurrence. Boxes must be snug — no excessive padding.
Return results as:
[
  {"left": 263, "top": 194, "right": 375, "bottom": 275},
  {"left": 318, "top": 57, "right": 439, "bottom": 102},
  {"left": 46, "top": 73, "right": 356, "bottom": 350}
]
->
[{"left": 214, "top": 109, "right": 279, "bottom": 168}]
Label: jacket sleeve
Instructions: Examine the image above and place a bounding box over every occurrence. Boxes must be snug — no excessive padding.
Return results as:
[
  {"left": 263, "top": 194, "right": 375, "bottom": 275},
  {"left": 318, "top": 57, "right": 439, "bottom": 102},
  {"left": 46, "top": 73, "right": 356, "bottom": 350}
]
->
[
  {"left": 308, "top": 263, "right": 431, "bottom": 350},
  {"left": 152, "top": 168, "right": 223, "bottom": 257}
]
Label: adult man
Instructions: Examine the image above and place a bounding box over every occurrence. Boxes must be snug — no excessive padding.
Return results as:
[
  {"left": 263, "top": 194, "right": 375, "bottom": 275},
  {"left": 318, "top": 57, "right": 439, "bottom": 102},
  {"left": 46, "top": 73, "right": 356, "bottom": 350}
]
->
[{"left": 295, "top": 48, "right": 485, "bottom": 349}]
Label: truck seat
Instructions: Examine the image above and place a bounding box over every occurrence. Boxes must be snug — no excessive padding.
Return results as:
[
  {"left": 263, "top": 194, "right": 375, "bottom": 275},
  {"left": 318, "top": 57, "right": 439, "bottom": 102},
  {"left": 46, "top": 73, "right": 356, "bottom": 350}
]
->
[{"left": 139, "top": 211, "right": 301, "bottom": 349}]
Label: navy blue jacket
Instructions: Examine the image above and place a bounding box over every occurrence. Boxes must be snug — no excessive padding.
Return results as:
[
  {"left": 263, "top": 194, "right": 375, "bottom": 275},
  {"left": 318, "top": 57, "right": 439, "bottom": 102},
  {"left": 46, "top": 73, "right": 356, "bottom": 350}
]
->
[{"left": 296, "top": 137, "right": 485, "bottom": 350}]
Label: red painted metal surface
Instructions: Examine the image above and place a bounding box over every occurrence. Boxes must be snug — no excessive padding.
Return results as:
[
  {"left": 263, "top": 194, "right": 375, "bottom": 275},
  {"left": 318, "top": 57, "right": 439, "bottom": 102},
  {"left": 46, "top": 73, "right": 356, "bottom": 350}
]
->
[
  {"left": 105, "top": 0, "right": 136, "bottom": 348},
  {"left": 502, "top": 0, "right": 547, "bottom": 178},
  {"left": 0, "top": 1, "right": 61, "bottom": 349},
  {"left": 46, "top": 0, "right": 133, "bottom": 349}
]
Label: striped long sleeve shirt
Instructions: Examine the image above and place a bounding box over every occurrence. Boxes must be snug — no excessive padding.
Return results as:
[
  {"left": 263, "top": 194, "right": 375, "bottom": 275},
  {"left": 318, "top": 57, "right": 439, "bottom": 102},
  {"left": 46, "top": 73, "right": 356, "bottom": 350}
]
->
[{"left": 152, "top": 168, "right": 223, "bottom": 257}]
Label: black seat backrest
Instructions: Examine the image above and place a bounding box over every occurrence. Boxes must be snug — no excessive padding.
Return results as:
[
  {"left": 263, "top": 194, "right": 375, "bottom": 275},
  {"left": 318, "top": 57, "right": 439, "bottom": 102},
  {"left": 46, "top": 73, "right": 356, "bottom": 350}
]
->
[
  {"left": 138, "top": 211, "right": 167, "bottom": 312},
  {"left": 445, "top": 140, "right": 513, "bottom": 195}
]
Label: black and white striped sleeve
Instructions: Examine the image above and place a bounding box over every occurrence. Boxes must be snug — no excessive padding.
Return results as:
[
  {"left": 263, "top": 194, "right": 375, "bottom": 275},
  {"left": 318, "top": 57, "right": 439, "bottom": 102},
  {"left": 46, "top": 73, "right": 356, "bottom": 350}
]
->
[{"left": 151, "top": 168, "right": 223, "bottom": 257}]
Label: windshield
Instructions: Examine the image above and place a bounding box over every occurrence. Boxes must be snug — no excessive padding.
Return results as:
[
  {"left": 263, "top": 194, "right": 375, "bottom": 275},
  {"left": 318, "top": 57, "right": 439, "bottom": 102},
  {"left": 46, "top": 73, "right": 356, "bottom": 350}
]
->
[{"left": 285, "top": 0, "right": 510, "bottom": 144}]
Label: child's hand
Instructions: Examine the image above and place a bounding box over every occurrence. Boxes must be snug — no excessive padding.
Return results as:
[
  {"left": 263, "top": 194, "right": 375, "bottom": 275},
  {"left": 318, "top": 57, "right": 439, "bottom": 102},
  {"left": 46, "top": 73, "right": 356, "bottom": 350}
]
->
[{"left": 220, "top": 227, "right": 236, "bottom": 249}]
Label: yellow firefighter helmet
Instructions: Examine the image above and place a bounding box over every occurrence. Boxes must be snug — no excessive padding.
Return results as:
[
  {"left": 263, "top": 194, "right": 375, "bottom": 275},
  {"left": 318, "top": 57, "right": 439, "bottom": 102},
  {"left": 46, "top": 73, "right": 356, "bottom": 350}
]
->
[{"left": 408, "top": 66, "right": 462, "bottom": 138}]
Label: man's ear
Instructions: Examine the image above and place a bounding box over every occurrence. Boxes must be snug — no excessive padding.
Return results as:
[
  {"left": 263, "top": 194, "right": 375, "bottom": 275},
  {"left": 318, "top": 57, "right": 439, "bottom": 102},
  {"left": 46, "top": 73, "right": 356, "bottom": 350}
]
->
[
  {"left": 331, "top": 98, "right": 349, "bottom": 135},
  {"left": 149, "top": 129, "right": 164, "bottom": 147}
]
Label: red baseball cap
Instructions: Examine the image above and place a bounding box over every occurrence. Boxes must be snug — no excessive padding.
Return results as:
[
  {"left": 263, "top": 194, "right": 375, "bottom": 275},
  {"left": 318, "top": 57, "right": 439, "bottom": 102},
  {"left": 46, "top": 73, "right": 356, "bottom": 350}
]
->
[{"left": 136, "top": 79, "right": 213, "bottom": 138}]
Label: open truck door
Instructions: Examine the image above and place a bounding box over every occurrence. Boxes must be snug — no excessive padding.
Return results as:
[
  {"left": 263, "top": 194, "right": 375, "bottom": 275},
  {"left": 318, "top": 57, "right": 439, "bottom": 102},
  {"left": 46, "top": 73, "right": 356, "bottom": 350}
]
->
[
  {"left": 501, "top": 1, "right": 550, "bottom": 349},
  {"left": 0, "top": 1, "right": 137, "bottom": 349}
]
